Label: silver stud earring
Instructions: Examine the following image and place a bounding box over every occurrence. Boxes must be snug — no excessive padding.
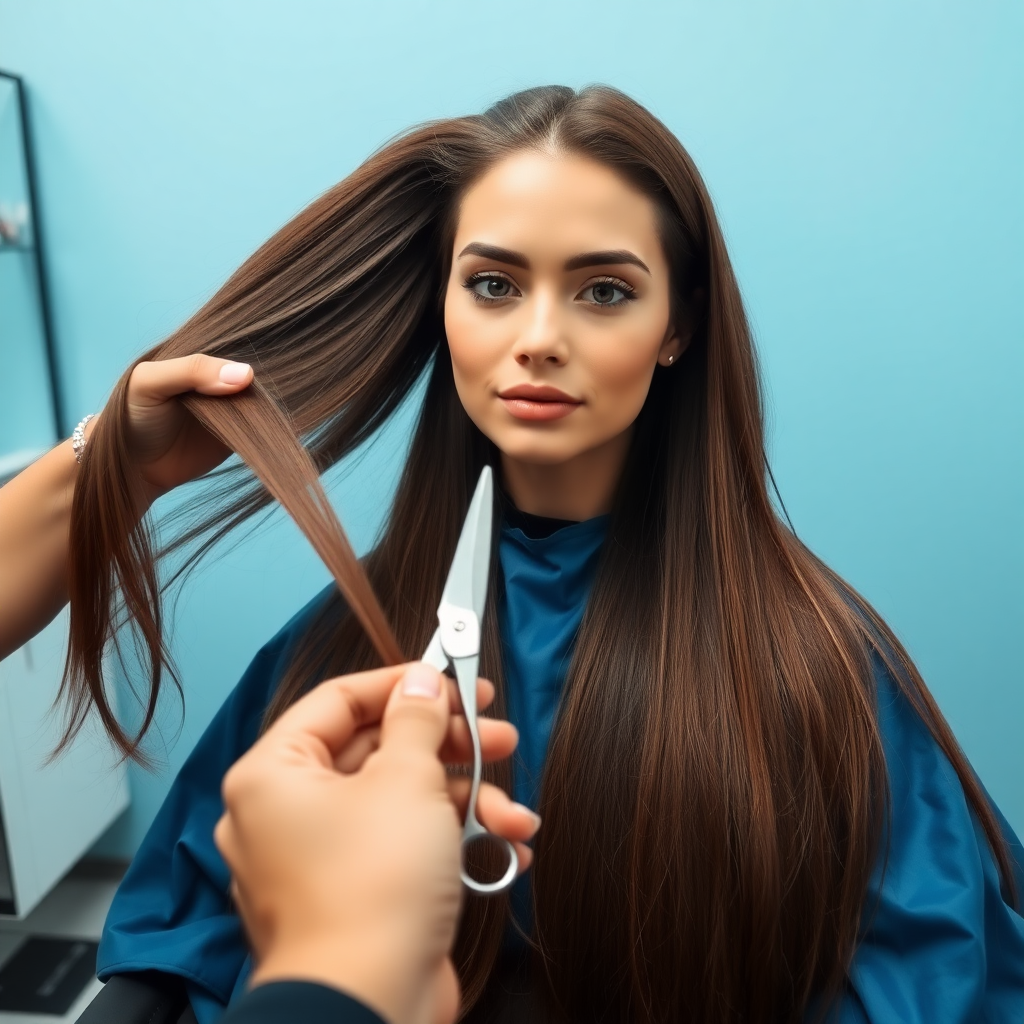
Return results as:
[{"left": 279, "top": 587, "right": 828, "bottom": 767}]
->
[{"left": 667, "top": 355, "right": 674, "bottom": 365}]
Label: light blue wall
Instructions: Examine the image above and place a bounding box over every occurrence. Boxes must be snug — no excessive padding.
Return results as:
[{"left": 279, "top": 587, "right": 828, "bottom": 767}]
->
[{"left": 1, "top": 1, "right": 1021, "bottom": 853}]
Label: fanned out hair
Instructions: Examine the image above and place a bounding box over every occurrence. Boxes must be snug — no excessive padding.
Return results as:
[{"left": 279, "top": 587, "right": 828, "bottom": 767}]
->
[{"left": 63, "top": 86, "right": 1016, "bottom": 1022}]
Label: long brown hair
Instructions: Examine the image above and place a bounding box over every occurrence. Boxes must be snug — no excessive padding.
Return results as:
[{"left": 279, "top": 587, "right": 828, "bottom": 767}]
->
[{"left": 64, "top": 85, "right": 1015, "bottom": 1022}]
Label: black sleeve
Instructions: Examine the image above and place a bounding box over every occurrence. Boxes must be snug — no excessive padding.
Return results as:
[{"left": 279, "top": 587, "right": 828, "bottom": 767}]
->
[{"left": 219, "top": 981, "right": 387, "bottom": 1024}]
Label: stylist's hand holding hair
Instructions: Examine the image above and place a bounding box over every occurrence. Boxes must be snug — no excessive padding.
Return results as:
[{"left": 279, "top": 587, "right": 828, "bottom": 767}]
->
[
  {"left": 215, "top": 662, "right": 538, "bottom": 1024},
  {"left": 123, "top": 354, "right": 254, "bottom": 502},
  {"left": 0, "top": 355, "right": 253, "bottom": 659}
]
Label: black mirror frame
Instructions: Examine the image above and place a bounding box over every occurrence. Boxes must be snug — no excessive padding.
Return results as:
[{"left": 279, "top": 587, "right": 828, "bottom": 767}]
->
[{"left": 1, "top": 68, "right": 64, "bottom": 439}]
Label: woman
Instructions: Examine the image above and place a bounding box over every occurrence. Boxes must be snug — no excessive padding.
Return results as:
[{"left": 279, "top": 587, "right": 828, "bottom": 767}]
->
[{"left": 65, "top": 86, "right": 1023, "bottom": 1022}]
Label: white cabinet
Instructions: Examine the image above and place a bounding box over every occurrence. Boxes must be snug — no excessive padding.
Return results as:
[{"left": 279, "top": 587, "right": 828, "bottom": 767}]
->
[{"left": 0, "top": 608, "right": 129, "bottom": 918}]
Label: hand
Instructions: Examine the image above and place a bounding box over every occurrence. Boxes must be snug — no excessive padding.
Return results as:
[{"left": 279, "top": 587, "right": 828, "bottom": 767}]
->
[
  {"left": 117, "top": 354, "right": 254, "bottom": 502},
  {"left": 214, "top": 663, "right": 539, "bottom": 1024}
]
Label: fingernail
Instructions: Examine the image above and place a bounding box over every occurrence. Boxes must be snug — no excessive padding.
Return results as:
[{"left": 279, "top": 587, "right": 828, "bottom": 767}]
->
[
  {"left": 513, "top": 803, "right": 542, "bottom": 830},
  {"left": 402, "top": 663, "right": 441, "bottom": 699},
  {"left": 219, "top": 362, "right": 251, "bottom": 384}
]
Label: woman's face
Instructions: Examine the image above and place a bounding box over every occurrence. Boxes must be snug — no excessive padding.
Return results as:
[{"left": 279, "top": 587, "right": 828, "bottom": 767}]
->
[{"left": 444, "top": 151, "right": 682, "bottom": 482}]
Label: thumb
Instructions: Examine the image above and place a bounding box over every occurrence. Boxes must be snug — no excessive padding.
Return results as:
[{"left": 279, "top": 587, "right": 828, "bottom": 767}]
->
[
  {"left": 129, "top": 354, "right": 254, "bottom": 406},
  {"left": 377, "top": 662, "right": 450, "bottom": 764}
]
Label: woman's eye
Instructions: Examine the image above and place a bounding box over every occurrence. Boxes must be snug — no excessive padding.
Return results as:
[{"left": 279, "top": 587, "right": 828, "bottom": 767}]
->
[
  {"left": 468, "top": 275, "right": 517, "bottom": 301},
  {"left": 579, "top": 279, "right": 635, "bottom": 306}
]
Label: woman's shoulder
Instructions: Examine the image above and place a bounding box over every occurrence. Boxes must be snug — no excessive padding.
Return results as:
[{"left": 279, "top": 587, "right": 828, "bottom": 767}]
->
[
  {"left": 847, "top": 646, "right": 1024, "bottom": 1021},
  {"left": 866, "top": 644, "right": 1022, "bottom": 860}
]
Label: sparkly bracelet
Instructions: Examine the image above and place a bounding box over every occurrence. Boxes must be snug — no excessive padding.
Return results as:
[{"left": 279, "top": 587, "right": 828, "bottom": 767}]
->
[{"left": 71, "top": 414, "right": 96, "bottom": 464}]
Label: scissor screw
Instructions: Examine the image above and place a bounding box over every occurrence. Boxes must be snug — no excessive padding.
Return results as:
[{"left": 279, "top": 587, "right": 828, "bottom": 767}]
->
[{"left": 453, "top": 621, "right": 466, "bottom": 632}]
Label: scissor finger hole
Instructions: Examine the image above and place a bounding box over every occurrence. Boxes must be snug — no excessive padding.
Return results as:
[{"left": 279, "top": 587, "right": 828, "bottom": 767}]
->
[{"left": 461, "top": 833, "right": 517, "bottom": 894}]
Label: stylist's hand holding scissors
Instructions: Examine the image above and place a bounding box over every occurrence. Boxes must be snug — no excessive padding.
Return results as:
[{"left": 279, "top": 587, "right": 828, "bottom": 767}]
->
[{"left": 214, "top": 662, "right": 539, "bottom": 1024}]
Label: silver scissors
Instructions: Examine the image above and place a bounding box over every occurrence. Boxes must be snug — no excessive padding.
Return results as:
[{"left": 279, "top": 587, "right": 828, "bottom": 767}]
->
[{"left": 421, "top": 466, "right": 519, "bottom": 895}]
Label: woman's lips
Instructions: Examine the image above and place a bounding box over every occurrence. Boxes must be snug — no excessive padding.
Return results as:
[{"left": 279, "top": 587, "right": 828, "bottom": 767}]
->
[
  {"left": 501, "top": 398, "right": 580, "bottom": 421},
  {"left": 498, "top": 385, "right": 582, "bottom": 422}
]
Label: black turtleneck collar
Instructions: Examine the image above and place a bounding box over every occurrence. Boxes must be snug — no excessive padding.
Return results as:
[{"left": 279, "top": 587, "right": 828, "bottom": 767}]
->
[{"left": 499, "top": 489, "right": 580, "bottom": 540}]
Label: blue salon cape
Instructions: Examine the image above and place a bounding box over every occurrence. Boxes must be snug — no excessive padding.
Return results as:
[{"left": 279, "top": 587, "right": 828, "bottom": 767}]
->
[{"left": 98, "top": 519, "right": 1024, "bottom": 1023}]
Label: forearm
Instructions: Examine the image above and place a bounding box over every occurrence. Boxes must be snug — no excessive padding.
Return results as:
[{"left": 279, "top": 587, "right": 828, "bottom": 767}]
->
[
  {"left": 0, "top": 435, "right": 82, "bottom": 659},
  {"left": 0, "top": 410, "right": 119, "bottom": 657}
]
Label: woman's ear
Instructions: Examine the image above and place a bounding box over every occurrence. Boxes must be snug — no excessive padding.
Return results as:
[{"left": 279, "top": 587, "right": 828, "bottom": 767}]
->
[
  {"left": 659, "top": 331, "right": 684, "bottom": 368},
  {"left": 657, "top": 287, "right": 705, "bottom": 366},
  {"left": 657, "top": 330, "right": 688, "bottom": 367}
]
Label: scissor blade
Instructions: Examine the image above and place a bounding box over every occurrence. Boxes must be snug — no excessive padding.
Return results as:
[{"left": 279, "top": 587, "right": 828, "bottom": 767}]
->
[
  {"left": 421, "top": 628, "right": 448, "bottom": 673},
  {"left": 439, "top": 466, "right": 493, "bottom": 623}
]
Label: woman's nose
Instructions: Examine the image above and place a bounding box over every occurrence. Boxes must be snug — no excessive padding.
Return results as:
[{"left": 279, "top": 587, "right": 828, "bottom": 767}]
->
[{"left": 511, "top": 290, "right": 569, "bottom": 366}]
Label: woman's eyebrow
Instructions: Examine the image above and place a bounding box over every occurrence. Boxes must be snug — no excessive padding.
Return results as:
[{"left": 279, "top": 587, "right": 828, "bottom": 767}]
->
[
  {"left": 563, "top": 250, "right": 650, "bottom": 274},
  {"left": 457, "top": 242, "right": 529, "bottom": 268},
  {"left": 457, "top": 242, "right": 650, "bottom": 275}
]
